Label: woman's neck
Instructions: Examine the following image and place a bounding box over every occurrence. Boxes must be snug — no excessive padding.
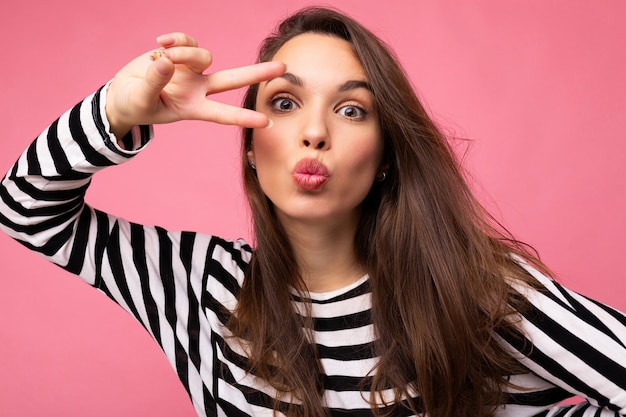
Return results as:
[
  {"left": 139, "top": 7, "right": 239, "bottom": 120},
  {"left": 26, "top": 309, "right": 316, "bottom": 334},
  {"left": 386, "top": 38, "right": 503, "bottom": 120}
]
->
[{"left": 278, "top": 213, "right": 365, "bottom": 293}]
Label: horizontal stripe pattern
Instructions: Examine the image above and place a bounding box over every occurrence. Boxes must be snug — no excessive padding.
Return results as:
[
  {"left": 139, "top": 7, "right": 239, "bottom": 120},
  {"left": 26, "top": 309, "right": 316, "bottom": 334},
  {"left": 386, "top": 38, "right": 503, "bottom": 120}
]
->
[{"left": 1, "top": 86, "right": 625, "bottom": 417}]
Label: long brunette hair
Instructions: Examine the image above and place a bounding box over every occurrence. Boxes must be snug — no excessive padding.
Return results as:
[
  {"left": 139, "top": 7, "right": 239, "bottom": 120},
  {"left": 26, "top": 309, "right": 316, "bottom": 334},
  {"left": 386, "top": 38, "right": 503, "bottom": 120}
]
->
[{"left": 231, "top": 7, "right": 545, "bottom": 417}]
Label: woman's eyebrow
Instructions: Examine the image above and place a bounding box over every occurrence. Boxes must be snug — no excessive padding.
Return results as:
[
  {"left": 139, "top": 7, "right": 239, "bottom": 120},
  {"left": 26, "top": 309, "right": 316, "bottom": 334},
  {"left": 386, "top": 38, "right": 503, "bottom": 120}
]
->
[
  {"left": 338, "top": 80, "right": 372, "bottom": 92},
  {"left": 265, "top": 73, "right": 371, "bottom": 93},
  {"left": 266, "top": 72, "right": 304, "bottom": 87}
]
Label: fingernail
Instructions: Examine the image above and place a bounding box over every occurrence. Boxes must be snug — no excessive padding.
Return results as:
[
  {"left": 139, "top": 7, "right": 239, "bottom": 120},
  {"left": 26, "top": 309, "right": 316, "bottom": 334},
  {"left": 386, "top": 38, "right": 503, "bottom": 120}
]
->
[
  {"left": 156, "top": 34, "right": 175, "bottom": 46},
  {"left": 266, "top": 119, "right": 273, "bottom": 128}
]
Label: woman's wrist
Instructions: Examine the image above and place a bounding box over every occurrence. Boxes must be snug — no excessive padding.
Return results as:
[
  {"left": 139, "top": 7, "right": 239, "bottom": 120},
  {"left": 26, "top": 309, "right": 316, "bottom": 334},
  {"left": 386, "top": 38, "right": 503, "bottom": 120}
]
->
[{"left": 104, "top": 80, "right": 133, "bottom": 142}]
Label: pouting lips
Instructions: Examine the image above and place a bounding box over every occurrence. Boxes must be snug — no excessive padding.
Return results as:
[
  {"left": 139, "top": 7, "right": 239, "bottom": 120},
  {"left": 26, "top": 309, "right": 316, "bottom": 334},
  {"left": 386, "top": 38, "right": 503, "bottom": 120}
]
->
[{"left": 292, "top": 158, "right": 329, "bottom": 191}]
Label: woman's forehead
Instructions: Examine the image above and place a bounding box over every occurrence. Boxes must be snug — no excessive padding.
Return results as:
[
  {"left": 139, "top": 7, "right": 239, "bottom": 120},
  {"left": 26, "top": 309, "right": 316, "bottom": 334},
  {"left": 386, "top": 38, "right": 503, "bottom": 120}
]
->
[{"left": 268, "top": 33, "right": 367, "bottom": 87}]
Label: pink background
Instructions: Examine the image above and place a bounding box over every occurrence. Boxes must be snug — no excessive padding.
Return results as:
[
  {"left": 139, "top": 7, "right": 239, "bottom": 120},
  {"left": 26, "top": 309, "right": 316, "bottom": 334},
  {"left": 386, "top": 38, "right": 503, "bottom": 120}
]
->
[{"left": 1, "top": 0, "right": 624, "bottom": 415}]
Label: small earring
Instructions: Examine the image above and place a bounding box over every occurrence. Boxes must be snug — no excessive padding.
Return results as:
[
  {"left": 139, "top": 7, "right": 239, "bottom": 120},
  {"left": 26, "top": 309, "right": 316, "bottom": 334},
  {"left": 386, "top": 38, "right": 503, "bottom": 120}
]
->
[
  {"left": 376, "top": 171, "right": 387, "bottom": 182},
  {"left": 249, "top": 160, "right": 256, "bottom": 170}
]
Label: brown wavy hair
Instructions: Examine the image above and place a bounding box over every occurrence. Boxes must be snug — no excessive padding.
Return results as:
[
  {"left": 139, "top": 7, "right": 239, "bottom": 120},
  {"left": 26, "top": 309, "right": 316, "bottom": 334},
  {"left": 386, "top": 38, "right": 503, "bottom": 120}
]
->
[{"left": 230, "top": 6, "right": 547, "bottom": 417}]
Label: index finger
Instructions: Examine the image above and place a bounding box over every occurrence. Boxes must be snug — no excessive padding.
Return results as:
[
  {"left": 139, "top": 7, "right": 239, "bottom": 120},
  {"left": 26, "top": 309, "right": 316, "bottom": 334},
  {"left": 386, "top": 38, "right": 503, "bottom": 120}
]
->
[{"left": 205, "top": 61, "right": 286, "bottom": 95}]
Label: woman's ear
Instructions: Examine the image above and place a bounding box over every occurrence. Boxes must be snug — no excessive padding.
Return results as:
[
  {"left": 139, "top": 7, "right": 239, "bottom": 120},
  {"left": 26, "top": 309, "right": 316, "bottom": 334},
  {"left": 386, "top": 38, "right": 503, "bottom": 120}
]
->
[{"left": 247, "top": 150, "right": 256, "bottom": 170}]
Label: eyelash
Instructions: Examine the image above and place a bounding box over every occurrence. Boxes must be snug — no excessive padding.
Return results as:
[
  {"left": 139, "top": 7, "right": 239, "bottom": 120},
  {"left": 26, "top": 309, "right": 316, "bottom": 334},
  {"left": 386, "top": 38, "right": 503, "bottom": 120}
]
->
[{"left": 268, "top": 95, "right": 368, "bottom": 120}]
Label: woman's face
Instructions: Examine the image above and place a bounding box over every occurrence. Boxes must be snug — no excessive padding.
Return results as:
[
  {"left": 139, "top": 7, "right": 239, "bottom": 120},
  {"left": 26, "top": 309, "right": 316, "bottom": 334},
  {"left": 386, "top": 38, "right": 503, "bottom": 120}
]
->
[{"left": 249, "top": 33, "right": 384, "bottom": 227}]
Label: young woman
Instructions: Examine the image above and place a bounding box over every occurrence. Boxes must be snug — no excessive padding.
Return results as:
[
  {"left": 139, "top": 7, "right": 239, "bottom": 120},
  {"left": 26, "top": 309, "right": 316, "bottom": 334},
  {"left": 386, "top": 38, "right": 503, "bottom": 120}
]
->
[{"left": 1, "top": 7, "right": 624, "bottom": 417}]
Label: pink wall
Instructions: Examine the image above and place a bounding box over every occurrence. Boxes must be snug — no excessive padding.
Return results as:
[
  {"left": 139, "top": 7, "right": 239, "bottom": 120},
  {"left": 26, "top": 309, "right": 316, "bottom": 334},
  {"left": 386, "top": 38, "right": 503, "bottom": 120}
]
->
[{"left": 1, "top": 0, "right": 624, "bottom": 415}]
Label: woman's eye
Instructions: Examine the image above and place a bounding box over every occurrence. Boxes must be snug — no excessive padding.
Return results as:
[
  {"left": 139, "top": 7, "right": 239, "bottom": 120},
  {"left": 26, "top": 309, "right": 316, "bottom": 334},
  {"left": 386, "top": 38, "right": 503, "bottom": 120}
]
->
[
  {"left": 337, "top": 105, "right": 365, "bottom": 119},
  {"left": 271, "top": 97, "right": 298, "bottom": 112}
]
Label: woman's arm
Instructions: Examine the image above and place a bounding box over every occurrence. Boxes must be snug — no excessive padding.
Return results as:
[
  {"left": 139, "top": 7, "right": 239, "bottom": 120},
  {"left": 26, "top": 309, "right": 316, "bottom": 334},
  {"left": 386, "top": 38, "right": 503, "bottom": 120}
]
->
[
  {"left": 501, "top": 261, "right": 626, "bottom": 416},
  {"left": 0, "top": 84, "right": 146, "bottom": 272},
  {"left": 0, "top": 34, "right": 281, "bottom": 416},
  {"left": 0, "top": 32, "right": 282, "bottom": 271}
]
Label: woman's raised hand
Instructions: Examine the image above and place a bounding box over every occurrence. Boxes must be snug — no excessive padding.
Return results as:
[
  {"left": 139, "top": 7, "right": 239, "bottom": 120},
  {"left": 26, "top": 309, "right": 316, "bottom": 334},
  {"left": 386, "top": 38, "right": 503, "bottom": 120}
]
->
[{"left": 105, "top": 33, "right": 285, "bottom": 138}]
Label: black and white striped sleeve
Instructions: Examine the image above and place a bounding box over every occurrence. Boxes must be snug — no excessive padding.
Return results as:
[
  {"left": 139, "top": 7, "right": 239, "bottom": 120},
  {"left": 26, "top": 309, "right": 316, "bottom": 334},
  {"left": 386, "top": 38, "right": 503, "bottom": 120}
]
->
[
  {"left": 0, "top": 86, "right": 233, "bottom": 417},
  {"left": 501, "top": 261, "right": 626, "bottom": 417},
  {"left": 0, "top": 84, "right": 151, "bottom": 265},
  {"left": 0, "top": 85, "right": 136, "bottom": 243}
]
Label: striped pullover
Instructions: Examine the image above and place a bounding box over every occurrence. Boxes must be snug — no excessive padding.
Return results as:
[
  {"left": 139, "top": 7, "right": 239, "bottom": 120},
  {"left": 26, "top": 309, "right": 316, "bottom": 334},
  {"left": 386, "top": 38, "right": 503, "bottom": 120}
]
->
[{"left": 1, "top": 85, "right": 625, "bottom": 417}]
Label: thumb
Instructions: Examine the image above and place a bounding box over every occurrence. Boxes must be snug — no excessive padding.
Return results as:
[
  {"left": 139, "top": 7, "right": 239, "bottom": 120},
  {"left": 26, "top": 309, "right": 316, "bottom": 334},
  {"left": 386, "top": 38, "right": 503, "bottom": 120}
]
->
[{"left": 142, "top": 55, "right": 175, "bottom": 99}]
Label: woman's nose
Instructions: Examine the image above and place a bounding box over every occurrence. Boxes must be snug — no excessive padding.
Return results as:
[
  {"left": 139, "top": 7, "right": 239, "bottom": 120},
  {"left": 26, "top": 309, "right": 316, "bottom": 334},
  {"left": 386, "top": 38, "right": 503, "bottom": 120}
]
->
[
  {"left": 300, "top": 109, "right": 330, "bottom": 150},
  {"left": 302, "top": 137, "right": 327, "bottom": 149}
]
